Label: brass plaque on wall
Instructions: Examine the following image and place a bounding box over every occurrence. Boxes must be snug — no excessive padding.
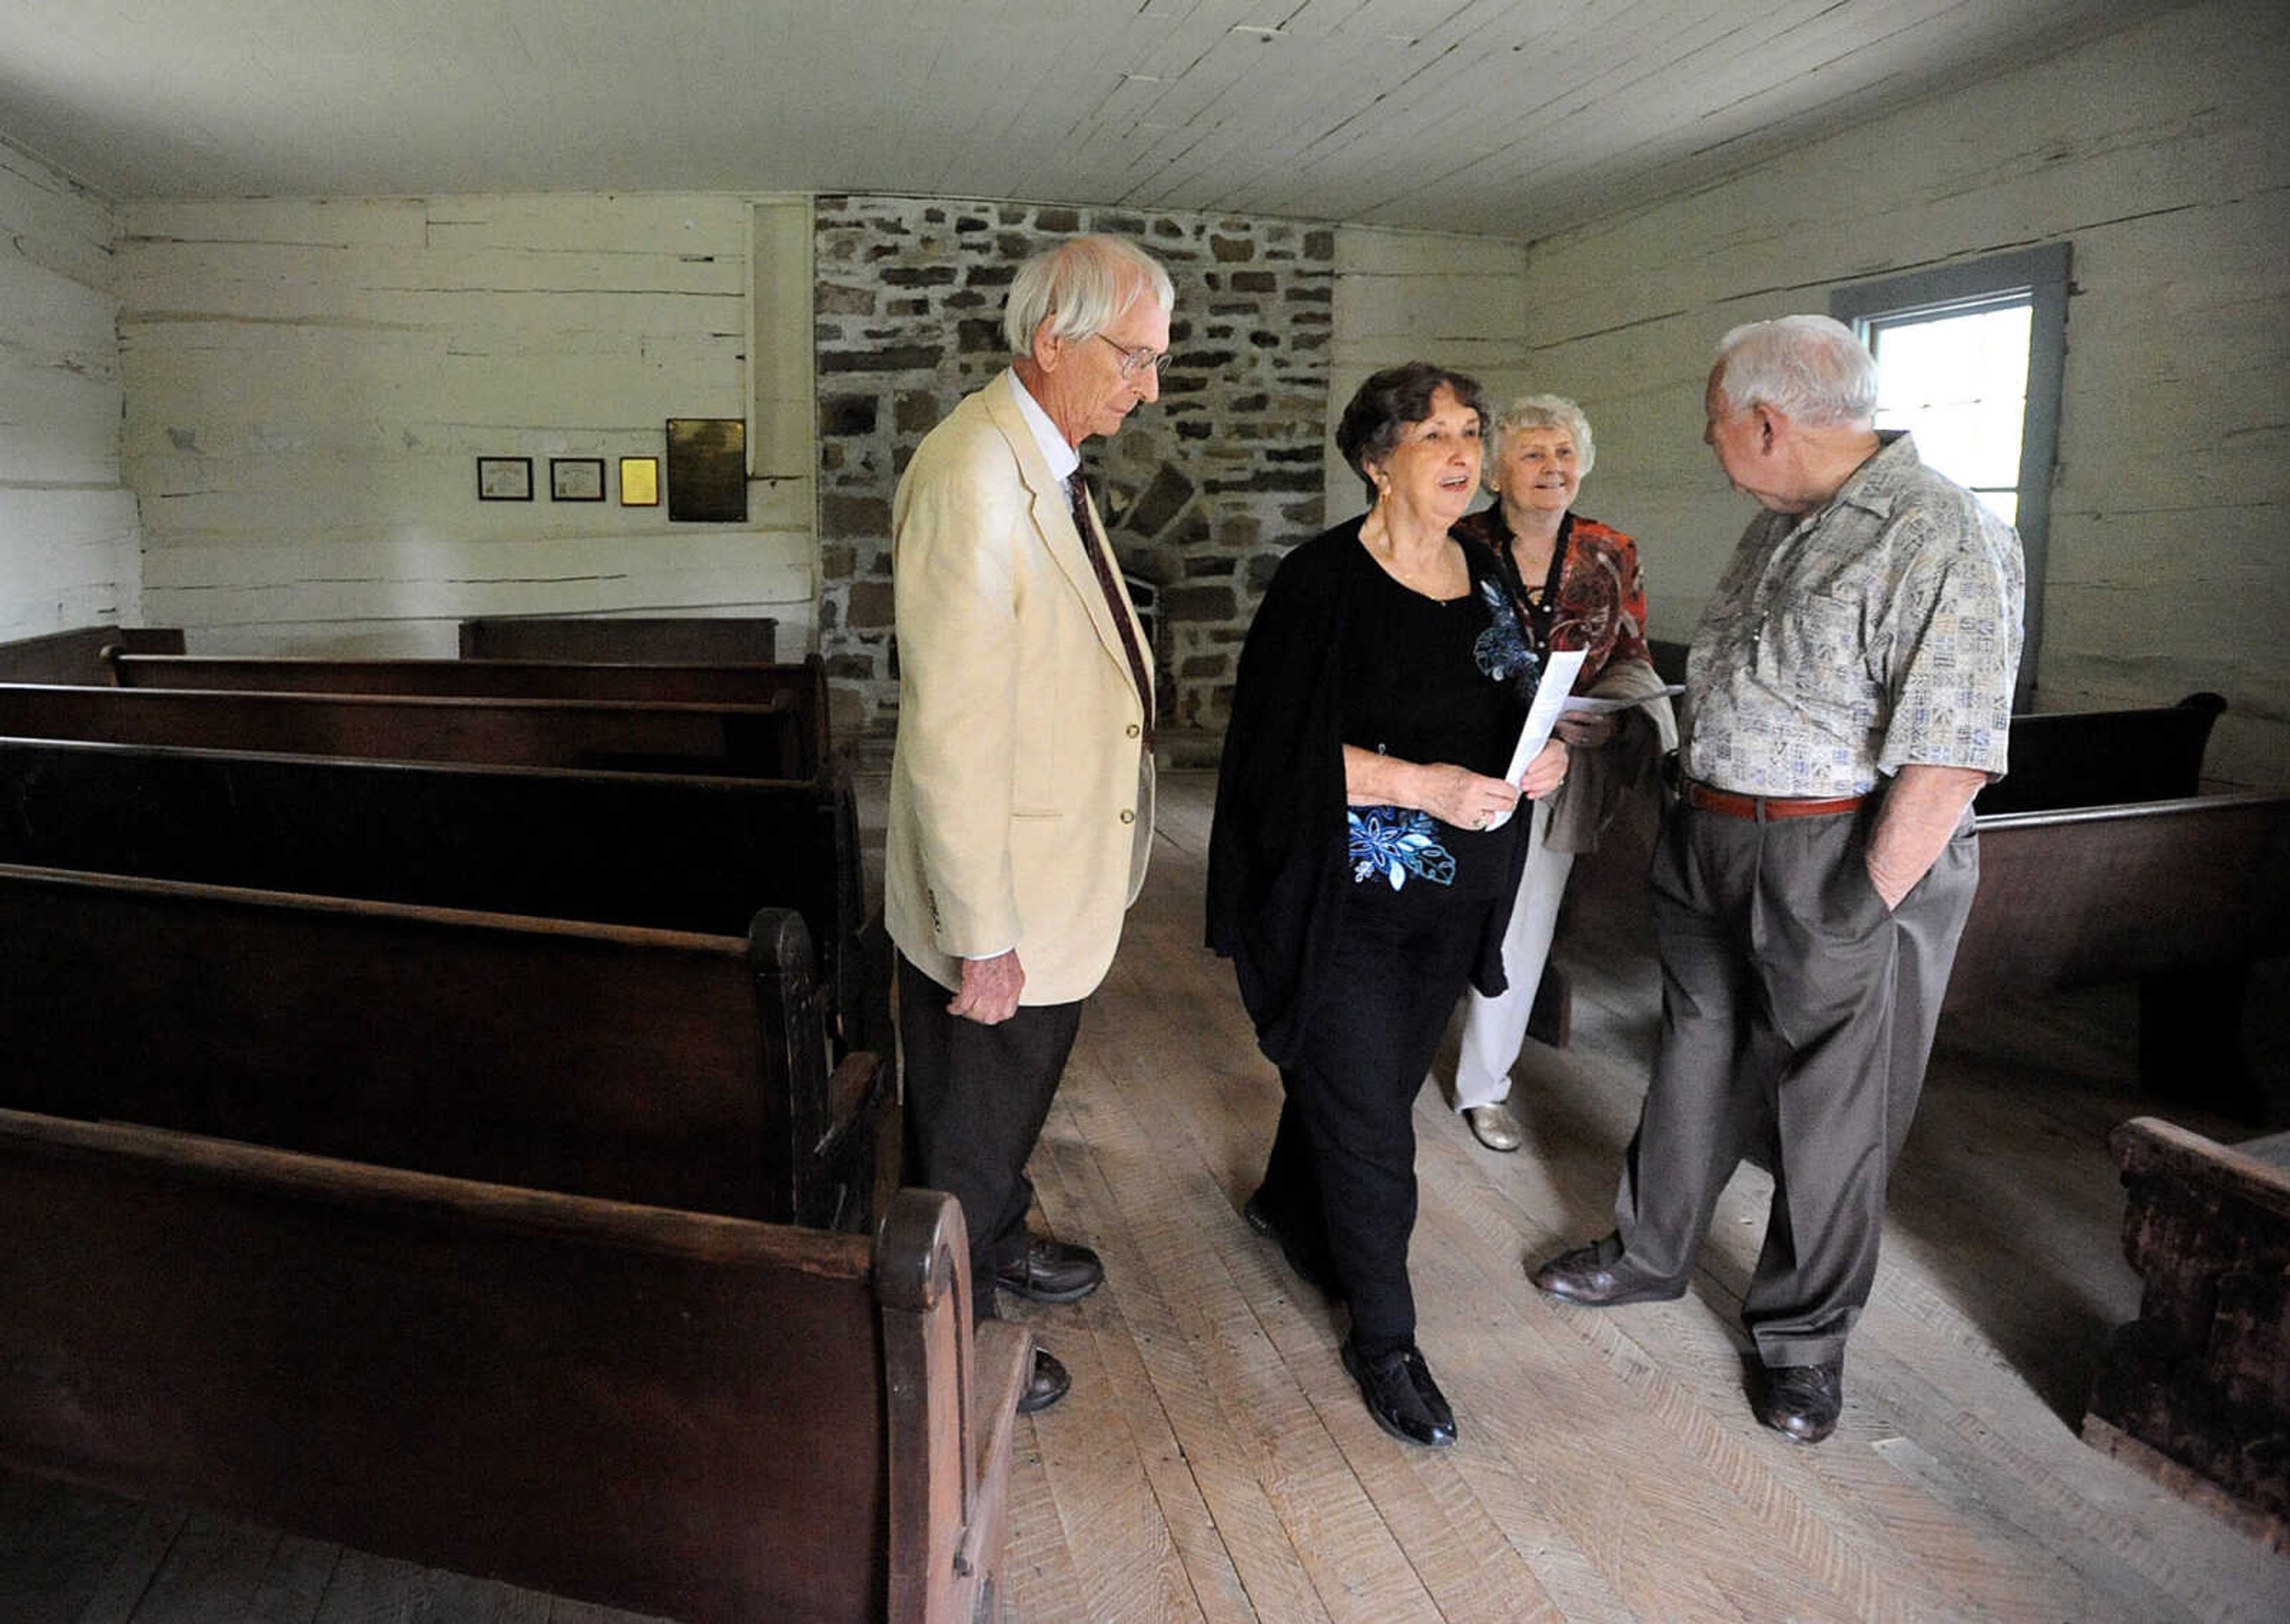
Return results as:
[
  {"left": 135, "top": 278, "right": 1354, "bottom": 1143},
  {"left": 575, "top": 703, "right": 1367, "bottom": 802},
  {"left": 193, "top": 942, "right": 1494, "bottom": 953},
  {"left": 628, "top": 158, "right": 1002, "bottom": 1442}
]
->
[{"left": 665, "top": 418, "right": 747, "bottom": 523}]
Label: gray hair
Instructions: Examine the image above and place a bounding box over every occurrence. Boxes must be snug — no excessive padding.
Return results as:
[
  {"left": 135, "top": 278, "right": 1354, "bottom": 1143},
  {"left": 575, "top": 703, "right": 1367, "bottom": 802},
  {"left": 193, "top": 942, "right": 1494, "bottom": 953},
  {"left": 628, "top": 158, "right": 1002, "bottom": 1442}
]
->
[
  {"left": 1489, "top": 393, "right": 1595, "bottom": 481},
  {"left": 1002, "top": 234, "right": 1175, "bottom": 355},
  {"left": 1712, "top": 314, "right": 1877, "bottom": 427}
]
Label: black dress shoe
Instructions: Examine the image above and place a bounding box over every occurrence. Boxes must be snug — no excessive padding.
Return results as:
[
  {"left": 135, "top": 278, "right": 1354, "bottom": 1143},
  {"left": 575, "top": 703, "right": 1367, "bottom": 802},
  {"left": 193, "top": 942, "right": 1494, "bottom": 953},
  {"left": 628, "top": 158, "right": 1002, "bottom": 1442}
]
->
[
  {"left": 1400, "top": 1346, "right": 1455, "bottom": 1437},
  {"left": 1528, "top": 1238, "right": 1684, "bottom": 1307},
  {"left": 1757, "top": 1360, "right": 1843, "bottom": 1444},
  {"left": 1341, "top": 1340, "right": 1456, "bottom": 1448},
  {"left": 994, "top": 1238, "right": 1104, "bottom": 1304},
  {"left": 1242, "top": 1191, "right": 1342, "bottom": 1297},
  {"left": 1016, "top": 1347, "right": 1071, "bottom": 1415}
]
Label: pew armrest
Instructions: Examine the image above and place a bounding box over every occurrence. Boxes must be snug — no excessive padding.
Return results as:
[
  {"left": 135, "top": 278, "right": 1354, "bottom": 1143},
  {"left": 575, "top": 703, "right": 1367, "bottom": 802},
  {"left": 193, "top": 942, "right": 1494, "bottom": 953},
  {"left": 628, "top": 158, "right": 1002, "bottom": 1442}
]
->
[
  {"left": 822, "top": 1050, "right": 885, "bottom": 1146},
  {"left": 960, "top": 1318, "right": 1032, "bottom": 1604},
  {"left": 876, "top": 1188, "right": 1024, "bottom": 1624}
]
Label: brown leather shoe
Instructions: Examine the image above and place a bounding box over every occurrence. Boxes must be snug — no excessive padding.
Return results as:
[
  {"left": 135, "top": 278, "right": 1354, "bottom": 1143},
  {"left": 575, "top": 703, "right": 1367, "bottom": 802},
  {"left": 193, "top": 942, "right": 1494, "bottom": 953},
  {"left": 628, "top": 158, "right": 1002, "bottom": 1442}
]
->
[
  {"left": 1757, "top": 1360, "right": 1843, "bottom": 1444},
  {"left": 1528, "top": 1238, "right": 1685, "bottom": 1307},
  {"left": 1016, "top": 1347, "right": 1071, "bottom": 1414}
]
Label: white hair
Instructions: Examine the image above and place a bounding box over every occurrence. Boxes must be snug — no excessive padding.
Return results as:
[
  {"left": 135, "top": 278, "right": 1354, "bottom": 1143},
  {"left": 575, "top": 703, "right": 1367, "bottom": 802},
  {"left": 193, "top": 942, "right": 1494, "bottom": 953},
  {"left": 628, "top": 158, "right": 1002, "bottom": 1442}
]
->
[
  {"left": 1002, "top": 234, "right": 1175, "bottom": 355},
  {"left": 1489, "top": 393, "right": 1595, "bottom": 481},
  {"left": 1712, "top": 314, "right": 1877, "bottom": 427}
]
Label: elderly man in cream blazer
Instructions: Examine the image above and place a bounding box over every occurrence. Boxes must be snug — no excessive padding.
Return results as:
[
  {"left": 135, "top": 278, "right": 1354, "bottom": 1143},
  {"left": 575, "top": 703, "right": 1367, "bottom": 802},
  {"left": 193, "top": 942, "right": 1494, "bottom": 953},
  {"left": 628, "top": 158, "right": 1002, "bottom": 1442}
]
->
[{"left": 886, "top": 234, "right": 1169, "bottom": 1414}]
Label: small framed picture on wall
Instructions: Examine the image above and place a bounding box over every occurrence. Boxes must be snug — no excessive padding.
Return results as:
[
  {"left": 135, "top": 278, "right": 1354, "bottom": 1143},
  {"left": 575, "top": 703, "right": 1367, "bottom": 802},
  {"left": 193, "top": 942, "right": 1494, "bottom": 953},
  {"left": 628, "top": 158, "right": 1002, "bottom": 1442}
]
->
[
  {"left": 477, "top": 456, "right": 534, "bottom": 501},
  {"left": 550, "top": 457, "right": 606, "bottom": 501},
  {"left": 620, "top": 456, "right": 660, "bottom": 507},
  {"left": 664, "top": 417, "right": 747, "bottom": 523}
]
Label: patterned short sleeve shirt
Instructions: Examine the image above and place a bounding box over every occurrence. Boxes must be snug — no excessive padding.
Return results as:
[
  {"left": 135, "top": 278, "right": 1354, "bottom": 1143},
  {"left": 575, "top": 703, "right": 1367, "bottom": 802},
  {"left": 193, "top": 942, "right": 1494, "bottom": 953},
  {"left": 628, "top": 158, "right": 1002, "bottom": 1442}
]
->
[{"left": 1683, "top": 432, "right": 2024, "bottom": 799}]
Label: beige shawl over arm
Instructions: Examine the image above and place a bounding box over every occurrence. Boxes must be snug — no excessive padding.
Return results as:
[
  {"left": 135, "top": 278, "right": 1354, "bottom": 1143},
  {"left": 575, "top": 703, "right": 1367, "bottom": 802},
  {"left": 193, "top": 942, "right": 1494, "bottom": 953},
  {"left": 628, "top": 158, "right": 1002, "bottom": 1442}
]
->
[{"left": 1544, "top": 657, "right": 1677, "bottom": 856}]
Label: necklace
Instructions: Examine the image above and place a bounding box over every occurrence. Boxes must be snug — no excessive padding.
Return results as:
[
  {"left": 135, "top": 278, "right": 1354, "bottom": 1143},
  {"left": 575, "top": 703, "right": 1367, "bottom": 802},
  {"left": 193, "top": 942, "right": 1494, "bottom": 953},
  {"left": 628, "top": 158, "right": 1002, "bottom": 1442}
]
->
[{"left": 1363, "top": 510, "right": 1463, "bottom": 597}]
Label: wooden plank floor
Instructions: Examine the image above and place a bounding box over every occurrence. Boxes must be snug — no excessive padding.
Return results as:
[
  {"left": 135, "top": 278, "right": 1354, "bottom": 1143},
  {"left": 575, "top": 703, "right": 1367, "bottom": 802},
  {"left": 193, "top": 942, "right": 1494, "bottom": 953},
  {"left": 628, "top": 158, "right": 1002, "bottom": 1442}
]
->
[{"left": 5, "top": 769, "right": 2286, "bottom": 1622}]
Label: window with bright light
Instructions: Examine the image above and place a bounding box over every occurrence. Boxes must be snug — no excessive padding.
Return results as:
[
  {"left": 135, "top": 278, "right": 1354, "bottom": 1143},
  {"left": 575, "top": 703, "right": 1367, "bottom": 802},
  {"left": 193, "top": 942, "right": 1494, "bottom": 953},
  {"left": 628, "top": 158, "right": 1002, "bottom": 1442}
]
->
[
  {"left": 1833, "top": 244, "right": 2068, "bottom": 706},
  {"left": 1862, "top": 300, "right": 2032, "bottom": 527}
]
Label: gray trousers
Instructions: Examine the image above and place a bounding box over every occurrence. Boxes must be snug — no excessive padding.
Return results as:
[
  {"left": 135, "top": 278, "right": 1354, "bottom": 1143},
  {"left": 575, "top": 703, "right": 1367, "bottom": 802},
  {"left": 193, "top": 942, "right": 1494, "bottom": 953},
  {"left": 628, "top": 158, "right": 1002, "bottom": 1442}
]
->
[{"left": 1613, "top": 794, "right": 1979, "bottom": 1366}]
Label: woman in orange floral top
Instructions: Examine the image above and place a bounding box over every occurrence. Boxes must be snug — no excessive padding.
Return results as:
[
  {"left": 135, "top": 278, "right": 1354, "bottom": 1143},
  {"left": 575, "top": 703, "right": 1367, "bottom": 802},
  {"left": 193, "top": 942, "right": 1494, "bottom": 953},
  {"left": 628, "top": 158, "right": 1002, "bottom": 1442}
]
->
[{"left": 1441, "top": 394, "right": 1675, "bottom": 1152}]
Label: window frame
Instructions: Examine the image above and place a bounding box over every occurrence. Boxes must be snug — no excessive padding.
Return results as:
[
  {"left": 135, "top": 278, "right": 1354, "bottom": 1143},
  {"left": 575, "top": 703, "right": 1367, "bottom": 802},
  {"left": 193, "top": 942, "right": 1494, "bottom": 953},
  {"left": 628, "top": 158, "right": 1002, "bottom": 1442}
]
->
[{"left": 1831, "top": 243, "right": 2069, "bottom": 709}]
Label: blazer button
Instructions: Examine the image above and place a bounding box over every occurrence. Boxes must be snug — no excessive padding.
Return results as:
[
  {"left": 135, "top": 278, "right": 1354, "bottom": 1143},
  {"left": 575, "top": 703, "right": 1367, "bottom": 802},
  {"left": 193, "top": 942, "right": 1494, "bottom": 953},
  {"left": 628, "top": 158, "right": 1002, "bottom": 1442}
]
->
[
  {"left": 1125, "top": 723, "right": 1141, "bottom": 739},
  {"left": 1119, "top": 808, "right": 1136, "bottom": 825}
]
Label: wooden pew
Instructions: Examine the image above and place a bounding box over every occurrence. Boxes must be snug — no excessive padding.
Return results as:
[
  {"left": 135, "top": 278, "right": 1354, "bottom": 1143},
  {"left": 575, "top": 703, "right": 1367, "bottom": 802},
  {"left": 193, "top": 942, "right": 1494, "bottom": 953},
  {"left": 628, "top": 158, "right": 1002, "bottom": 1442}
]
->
[
  {"left": 1556, "top": 687, "right": 2243, "bottom": 1059},
  {"left": 0, "top": 735, "right": 886, "bottom": 1061},
  {"left": 2082, "top": 1115, "right": 2290, "bottom": 1549},
  {"left": 1945, "top": 791, "right": 2290, "bottom": 1120},
  {"left": 104, "top": 650, "right": 830, "bottom": 758},
  {"left": 0, "top": 1108, "right": 1026, "bottom": 1624},
  {"left": 0, "top": 864, "right": 881, "bottom": 1231},
  {"left": 460, "top": 612, "right": 778, "bottom": 663},
  {"left": 0, "top": 623, "right": 181, "bottom": 684},
  {"left": 0, "top": 680, "right": 808, "bottom": 778},
  {"left": 1975, "top": 692, "right": 2225, "bottom": 814}
]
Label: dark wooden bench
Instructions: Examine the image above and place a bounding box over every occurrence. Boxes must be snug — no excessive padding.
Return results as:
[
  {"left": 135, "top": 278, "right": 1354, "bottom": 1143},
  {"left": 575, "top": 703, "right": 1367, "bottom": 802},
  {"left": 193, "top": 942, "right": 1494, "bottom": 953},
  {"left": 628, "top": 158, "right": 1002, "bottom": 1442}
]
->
[
  {"left": 1946, "top": 791, "right": 2290, "bottom": 1120},
  {"left": 2083, "top": 1115, "right": 2290, "bottom": 1551},
  {"left": 0, "top": 863, "right": 881, "bottom": 1231},
  {"left": 0, "top": 680, "right": 809, "bottom": 778},
  {"left": 460, "top": 613, "right": 778, "bottom": 663},
  {"left": 0, "top": 734, "right": 885, "bottom": 1061},
  {"left": 1555, "top": 686, "right": 2248, "bottom": 1064},
  {"left": 0, "top": 624, "right": 181, "bottom": 684},
  {"left": 1975, "top": 692, "right": 2226, "bottom": 814},
  {"left": 0, "top": 1107, "right": 1026, "bottom": 1623},
  {"left": 104, "top": 650, "right": 830, "bottom": 757}
]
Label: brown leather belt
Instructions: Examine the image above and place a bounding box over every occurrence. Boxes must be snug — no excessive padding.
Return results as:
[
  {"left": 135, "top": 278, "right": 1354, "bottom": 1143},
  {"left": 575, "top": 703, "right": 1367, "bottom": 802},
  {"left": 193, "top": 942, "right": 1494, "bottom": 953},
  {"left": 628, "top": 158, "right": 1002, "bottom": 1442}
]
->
[{"left": 1683, "top": 779, "right": 1867, "bottom": 820}]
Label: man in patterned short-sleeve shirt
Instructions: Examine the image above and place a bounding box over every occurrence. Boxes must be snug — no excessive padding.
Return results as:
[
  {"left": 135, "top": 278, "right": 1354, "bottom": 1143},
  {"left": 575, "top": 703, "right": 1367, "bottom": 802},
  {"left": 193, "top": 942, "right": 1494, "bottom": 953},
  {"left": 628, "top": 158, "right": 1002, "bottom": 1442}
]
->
[{"left": 1530, "top": 315, "right": 2024, "bottom": 1446}]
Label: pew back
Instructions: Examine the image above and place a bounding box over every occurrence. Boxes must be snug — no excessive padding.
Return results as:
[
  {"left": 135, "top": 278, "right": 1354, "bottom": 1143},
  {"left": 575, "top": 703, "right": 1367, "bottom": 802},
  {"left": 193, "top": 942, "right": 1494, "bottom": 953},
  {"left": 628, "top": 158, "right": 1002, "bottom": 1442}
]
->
[
  {"left": 104, "top": 652, "right": 831, "bottom": 767},
  {"left": 0, "top": 681, "right": 808, "bottom": 778},
  {"left": 459, "top": 613, "right": 777, "bottom": 663},
  {"left": 0, "top": 736, "right": 882, "bottom": 1058},
  {"left": 0, "top": 864, "right": 876, "bottom": 1229},
  {"left": 1950, "top": 791, "right": 2290, "bottom": 1010},
  {"left": 1977, "top": 692, "right": 2226, "bottom": 814},
  {"left": 0, "top": 1110, "right": 1025, "bottom": 1623},
  {"left": 0, "top": 624, "right": 182, "bottom": 684}
]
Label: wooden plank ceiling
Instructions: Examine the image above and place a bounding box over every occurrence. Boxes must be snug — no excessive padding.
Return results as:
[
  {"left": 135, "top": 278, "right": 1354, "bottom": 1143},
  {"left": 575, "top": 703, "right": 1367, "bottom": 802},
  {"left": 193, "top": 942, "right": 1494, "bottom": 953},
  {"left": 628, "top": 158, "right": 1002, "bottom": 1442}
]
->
[{"left": 0, "top": 0, "right": 2192, "bottom": 237}]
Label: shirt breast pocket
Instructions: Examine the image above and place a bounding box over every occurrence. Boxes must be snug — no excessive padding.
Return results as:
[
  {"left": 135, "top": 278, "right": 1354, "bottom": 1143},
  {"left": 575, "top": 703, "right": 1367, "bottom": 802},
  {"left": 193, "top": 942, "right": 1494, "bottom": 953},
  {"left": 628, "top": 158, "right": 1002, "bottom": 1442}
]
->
[{"left": 1770, "top": 593, "right": 1870, "bottom": 700}]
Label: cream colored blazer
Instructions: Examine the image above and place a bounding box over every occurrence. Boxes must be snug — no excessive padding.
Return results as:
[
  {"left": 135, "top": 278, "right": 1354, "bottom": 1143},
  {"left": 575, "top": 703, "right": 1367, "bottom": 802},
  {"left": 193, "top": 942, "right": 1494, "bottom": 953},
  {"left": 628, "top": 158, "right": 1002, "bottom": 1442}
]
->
[{"left": 884, "top": 372, "right": 1156, "bottom": 1005}]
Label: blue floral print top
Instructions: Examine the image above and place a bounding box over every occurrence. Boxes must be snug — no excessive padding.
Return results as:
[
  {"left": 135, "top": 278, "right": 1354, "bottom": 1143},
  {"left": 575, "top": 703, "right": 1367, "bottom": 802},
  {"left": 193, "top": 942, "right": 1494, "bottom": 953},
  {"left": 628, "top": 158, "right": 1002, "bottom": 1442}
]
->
[{"left": 1340, "top": 535, "right": 1530, "bottom": 907}]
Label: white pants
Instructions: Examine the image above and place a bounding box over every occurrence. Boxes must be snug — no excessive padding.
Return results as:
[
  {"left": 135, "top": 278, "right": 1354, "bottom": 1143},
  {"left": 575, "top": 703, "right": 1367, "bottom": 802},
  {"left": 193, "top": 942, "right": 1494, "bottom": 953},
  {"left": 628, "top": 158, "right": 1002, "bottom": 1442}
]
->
[{"left": 1452, "top": 795, "right": 1576, "bottom": 1111}]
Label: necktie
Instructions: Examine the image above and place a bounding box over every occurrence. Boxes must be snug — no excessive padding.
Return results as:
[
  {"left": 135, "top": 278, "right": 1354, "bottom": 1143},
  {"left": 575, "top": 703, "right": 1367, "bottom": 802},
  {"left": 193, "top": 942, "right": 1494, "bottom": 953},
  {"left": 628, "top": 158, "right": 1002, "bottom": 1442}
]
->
[{"left": 1065, "top": 468, "right": 1155, "bottom": 755}]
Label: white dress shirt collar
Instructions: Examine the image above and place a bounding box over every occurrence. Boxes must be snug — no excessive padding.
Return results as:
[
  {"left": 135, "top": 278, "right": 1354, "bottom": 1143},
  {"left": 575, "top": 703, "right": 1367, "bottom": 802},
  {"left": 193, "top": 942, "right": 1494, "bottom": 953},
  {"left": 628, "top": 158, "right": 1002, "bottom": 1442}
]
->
[{"left": 1006, "top": 368, "right": 1079, "bottom": 482}]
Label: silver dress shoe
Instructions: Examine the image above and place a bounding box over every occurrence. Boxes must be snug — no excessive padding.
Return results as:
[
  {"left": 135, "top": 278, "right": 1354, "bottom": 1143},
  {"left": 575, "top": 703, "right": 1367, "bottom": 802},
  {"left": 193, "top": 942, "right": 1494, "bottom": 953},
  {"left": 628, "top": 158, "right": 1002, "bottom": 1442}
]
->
[{"left": 1463, "top": 1099, "right": 1523, "bottom": 1152}]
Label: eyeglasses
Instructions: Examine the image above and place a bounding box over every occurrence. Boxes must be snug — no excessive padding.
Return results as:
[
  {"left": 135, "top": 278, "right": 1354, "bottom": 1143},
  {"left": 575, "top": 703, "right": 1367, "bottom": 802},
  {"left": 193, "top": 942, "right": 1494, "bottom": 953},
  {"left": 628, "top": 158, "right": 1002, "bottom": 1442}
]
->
[{"left": 1094, "top": 333, "right": 1172, "bottom": 379}]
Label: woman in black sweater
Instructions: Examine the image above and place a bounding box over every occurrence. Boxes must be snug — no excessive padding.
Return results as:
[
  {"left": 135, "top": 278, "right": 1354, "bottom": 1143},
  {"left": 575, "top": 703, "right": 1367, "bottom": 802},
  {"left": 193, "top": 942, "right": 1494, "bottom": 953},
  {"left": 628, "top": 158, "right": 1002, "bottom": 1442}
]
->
[{"left": 1206, "top": 361, "right": 1568, "bottom": 1448}]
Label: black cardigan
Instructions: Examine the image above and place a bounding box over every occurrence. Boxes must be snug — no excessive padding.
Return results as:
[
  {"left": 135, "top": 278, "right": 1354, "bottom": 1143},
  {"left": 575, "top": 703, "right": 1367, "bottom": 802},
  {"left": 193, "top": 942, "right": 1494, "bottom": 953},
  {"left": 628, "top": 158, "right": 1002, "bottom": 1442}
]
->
[{"left": 1205, "top": 519, "right": 1531, "bottom": 1067}]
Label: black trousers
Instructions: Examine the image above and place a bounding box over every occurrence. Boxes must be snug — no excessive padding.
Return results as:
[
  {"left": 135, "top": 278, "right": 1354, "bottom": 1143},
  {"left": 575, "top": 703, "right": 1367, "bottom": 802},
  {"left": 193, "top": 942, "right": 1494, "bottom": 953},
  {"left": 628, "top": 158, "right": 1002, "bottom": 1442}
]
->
[
  {"left": 1254, "top": 908, "right": 1484, "bottom": 1359},
  {"left": 898, "top": 953, "right": 1084, "bottom": 1325},
  {"left": 1614, "top": 798, "right": 1980, "bottom": 1366}
]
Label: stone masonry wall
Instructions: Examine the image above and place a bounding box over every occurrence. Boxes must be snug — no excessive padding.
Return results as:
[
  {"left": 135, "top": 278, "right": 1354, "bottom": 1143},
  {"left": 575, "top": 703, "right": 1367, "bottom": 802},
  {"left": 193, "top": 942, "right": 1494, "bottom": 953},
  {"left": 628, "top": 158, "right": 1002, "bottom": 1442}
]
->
[{"left": 813, "top": 196, "right": 1335, "bottom": 752}]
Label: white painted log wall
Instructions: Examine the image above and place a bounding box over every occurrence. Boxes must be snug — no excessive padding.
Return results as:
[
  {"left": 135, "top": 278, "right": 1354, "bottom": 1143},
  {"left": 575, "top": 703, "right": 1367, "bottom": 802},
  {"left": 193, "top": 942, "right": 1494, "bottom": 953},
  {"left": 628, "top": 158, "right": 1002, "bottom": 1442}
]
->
[
  {"left": 113, "top": 193, "right": 816, "bottom": 656},
  {"left": 1327, "top": 225, "right": 1530, "bottom": 512},
  {"left": 0, "top": 138, "right": 141, "bottom": 641},
  {"left": 1511, "top": 0, "right": 2289, "bottom": 786}
]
